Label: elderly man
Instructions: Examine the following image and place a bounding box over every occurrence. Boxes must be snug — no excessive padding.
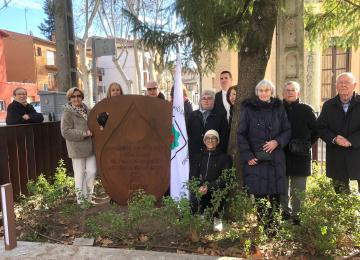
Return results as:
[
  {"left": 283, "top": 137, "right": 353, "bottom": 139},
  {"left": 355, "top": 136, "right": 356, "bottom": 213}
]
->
[
  {"left": 145, "top": 81, "right": 165, "bottom": 99},
  {"left": 281, "top": 81, "right": 318, "bottom": 223},
  {"left": 214, "top": 71, "right": 233, "bottom": 122},
  {"left": 187, "top": 90, "right": 228, "bottom": 162},
  {"left": 6, "top": 87, "right": 44, "bottom": 125},
  {"left": 317, "top": 72, "right": 360, "bottom": 193}
]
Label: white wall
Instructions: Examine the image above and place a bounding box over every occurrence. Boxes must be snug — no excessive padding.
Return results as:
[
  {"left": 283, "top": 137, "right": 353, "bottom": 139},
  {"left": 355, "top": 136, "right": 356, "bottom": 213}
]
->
[{"left": 97, "top": 48, "right": 145, "bottom": 95}]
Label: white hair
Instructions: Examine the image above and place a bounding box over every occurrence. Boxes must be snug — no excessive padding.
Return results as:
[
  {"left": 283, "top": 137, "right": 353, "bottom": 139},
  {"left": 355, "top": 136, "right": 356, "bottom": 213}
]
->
[
  {"left": 255, "top": 79, "right": 276, "bottom": 96},
  {"left": 284, "top": 81, "right": 301, "bottom": 93},
  {"left": 336, "top": 72, "right": 356, "bottom": 84}
]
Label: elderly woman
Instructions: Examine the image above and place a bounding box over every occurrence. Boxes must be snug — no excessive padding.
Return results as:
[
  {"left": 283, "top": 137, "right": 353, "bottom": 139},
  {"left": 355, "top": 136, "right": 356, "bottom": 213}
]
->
[
  {"left": 97, "top": 82, "right": 124, "bottom": 129},
  {"left": 61, "top": 87, "right": 96, "bottom": 204},
  {"left": 237, "top": 80, "right": 291, "bottom": 228},
  {"left": 190, "top": 129, "right": 232, "bottom": 230},
  {"left": 187, "top": 90, "right": 229, "bottom": 162}
]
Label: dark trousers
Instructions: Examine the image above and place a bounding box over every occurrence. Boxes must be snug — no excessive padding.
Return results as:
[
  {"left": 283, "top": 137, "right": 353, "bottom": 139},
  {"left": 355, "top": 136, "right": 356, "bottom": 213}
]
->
[
  {"left": 332, "top": 179, "right": 360, "bottom": 194},
  {"left": 191, "top": 192, "right": 224, "bottom": 218},
  {"left": 254, "top": 194, "right": 280, "bottom": 230}
]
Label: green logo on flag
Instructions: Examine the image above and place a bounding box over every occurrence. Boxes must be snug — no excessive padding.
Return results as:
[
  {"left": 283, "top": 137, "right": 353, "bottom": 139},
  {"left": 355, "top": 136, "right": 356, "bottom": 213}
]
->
[{"left": 171, "top": 124, "right": 180, "bottom": 150}]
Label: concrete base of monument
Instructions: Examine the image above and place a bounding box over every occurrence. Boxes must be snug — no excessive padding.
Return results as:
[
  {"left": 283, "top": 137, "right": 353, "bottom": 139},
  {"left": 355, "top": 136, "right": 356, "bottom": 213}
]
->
[{"left": 0, "top": 240, "right": 242, "bottom": 259}]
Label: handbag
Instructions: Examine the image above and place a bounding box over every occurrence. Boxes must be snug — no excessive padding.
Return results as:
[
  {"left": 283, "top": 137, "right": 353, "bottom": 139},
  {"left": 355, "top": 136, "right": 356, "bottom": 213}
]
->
[
  {"left": 288, "top": 139, "right": 311, "bottom": 156},
  {"left": 254, "top": 150, "right": 272, "bottom": 162}
]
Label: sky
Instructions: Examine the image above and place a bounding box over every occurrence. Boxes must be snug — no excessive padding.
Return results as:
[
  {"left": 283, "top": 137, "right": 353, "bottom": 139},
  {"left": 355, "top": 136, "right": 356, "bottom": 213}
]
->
[{"left": 0, "top": 0, "right": 46, "bottom": 38}]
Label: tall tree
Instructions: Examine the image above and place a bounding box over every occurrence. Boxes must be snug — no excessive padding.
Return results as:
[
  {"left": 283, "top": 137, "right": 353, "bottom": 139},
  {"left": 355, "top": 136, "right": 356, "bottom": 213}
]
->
[
  {"left": 38, "top": 0, "right": 55, "bottom": 40},
  {"left": 127, "top": 0, "right": 280, "bottom": 184},
  {"left": 305, "top": 0, "right": 360, "bottom": 48}
]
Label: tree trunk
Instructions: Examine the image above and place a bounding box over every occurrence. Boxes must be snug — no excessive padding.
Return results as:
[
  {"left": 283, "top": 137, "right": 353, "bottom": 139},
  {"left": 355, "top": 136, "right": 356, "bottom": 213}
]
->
[{"left": 228, "top": 0, "right": 280, "bottom": 186}]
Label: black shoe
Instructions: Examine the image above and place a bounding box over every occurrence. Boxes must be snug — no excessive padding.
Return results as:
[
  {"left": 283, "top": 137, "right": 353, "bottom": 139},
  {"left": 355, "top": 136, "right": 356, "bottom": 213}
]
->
[
  {"left": 292, "top": 217, "right": 300, "bottom": 226},
  {"left": 282, "top": 211, "right": 291, "bottom": 220}
]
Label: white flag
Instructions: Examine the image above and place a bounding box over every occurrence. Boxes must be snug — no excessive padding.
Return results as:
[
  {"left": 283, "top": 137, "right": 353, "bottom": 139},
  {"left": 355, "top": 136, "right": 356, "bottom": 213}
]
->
[{"left": 170, "top": 53, "right": 189, "bottom": 200}]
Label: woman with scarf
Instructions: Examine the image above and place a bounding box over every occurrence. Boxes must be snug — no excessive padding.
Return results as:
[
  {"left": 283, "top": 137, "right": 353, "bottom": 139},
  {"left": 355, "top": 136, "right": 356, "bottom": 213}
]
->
[{"left": 61, "top": 87, "right": 97, "bottom": 204}]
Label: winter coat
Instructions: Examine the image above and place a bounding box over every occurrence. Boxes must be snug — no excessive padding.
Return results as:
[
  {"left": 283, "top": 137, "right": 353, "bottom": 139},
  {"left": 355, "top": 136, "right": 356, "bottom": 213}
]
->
[
  {"left": 317, "top": 93, "right": 360, "bottom": 180},
  {"left": 190, "top": 148, "right": 233, "bottom": 190},
  {"left": 283, "top": 99, "right": 318, "bottom": 177},
  {"left": 6, "top": 100, "right": 44, "bottom": 125},
  {"left": 237, "top": 97, "right": 291, "bottom": 195},
  {"left": 214, "top": 91, "right": 227, "bottom": 116},
  {"left": 187, "top": 109, "right": 229, "bottom": 161},
  {"left": 184, "top": 99, "right": 193, "bottom": 124},
  {"left": 61, "top": 103, "right": 94, "bottom": 159}
]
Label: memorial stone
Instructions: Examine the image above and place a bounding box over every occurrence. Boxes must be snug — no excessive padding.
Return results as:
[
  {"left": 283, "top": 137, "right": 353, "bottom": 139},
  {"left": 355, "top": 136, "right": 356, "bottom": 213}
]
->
[{"left": 88, "top": 96, "right": 172, "bottom": 205}]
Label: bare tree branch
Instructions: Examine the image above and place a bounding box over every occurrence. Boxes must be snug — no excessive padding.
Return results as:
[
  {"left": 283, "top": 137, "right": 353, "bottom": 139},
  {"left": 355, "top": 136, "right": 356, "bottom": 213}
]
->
[{"left": 343, "top": 0, "right": 360, "bottom": 9}]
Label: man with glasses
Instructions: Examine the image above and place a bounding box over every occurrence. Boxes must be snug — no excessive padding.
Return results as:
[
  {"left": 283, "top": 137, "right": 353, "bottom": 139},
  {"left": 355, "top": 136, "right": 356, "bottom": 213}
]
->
[
  {"left": 281, "top": 81, "right": 318, "bottom": 224},
  {"left": 6, "top": 87, "right": 44, "bottom": 125},
  {"left": 187, "top": 90, "right": 228, "bottom": 162},
  {"left": 145, "top": 81, "right": 165, "bottom": 99}
]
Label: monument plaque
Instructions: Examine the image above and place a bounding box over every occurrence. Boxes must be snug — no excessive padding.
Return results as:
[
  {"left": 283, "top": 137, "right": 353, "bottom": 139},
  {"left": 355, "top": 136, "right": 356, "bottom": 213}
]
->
[{"left": 88, "top": 96, "right": 172, "bottom": 205}]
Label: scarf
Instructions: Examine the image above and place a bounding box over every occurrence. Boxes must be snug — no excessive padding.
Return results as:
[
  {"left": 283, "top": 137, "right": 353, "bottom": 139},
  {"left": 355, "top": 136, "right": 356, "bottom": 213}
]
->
[{"left": 72, "top": 104, "right": 88, "bottom": 120}]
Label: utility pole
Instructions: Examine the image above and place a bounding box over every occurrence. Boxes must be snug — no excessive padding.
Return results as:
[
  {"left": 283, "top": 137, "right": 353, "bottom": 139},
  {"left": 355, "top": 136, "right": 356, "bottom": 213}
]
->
[
  {"left": 24, "top": 8, "right": 28, "bottom": 34},
  {"left": 54, "top": 0, "right": 77, "bottom": 91}
]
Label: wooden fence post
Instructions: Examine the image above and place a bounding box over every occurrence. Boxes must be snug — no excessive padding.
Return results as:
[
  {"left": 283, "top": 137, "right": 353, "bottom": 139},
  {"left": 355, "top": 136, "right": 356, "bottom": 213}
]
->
[{"left": 1, "top": 183, "right": 17, "bottom": 250}]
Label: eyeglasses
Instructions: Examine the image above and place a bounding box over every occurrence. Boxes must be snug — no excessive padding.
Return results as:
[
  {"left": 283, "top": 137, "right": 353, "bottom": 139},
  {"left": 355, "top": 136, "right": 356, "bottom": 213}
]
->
[
  {"left": 16, "top": 93, "right": 27, "bottom": 96},
  {"left": 147, "top": 87, "right": 158, "bottom": 91},
  {"left": 204, "top": 137, "right": 218, "bottom": 142},
  {"left": 71, "top": 95, "right": 82, "bottom": 99},
  {"left": 201, "top": 97, "right": 214, "bottom": 101}
]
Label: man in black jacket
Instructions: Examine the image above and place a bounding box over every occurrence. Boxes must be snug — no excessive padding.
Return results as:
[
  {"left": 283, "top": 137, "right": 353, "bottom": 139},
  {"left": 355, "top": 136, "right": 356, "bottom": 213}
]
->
[
  {"left": 6, "top": 87, "right": 44, "bottom": 125},
  {"left": 317, "top": 72, "right": 360, "bottom": 194},
  {"left": 281, "top": 81, "right": 318, "bottom": 222},
  {"left": 213, "top": 71, "right": 233, "bottom": 122},
  {"left": 187, "top": 90, "right": 228, "bottom": 162}
]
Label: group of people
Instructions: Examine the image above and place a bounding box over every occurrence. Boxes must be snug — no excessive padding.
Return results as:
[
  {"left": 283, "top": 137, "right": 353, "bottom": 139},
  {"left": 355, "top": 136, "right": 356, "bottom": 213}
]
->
[
  {"left": 5, "top": 70, "right": 360, "bottom": 229},
  {"left": 187, "top": 71, "right": 359, "bottom": 228}
]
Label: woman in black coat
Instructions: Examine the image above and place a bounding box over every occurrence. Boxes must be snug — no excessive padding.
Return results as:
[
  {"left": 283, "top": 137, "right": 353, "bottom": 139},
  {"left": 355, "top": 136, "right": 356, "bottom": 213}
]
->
[
  {"left": 190, "top": 129, "right": 232, "bottom": 219},
  {"left": 281, "top": 81, "right": 318, "bottom": 221},
  {"left": 237, "top": 80, "right": 291, "bottom": 228}
]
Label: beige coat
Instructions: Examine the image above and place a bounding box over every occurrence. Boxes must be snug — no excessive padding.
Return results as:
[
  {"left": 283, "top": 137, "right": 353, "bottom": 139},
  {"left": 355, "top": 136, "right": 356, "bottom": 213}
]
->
[{"left": 61, "top": 104, "right": 94, "bottom": 158}]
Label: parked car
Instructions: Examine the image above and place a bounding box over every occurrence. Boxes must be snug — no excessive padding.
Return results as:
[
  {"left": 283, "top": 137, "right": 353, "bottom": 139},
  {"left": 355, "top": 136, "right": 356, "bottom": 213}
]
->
[{"left": 30, "top": 101, "right": 41, "bottom": 113}]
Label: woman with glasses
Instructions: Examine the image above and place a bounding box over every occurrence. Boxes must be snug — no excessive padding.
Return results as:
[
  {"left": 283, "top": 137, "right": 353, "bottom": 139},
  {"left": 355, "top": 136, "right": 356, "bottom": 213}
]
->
[
  {"left": 61, "top": 87, "right": 97, "bottom": 204},
  {"left": 190, "top": 129, "right": 232, "bottom": 230},
  {"left": 237, "top": 80, "right": 291, "bottom": 231}
]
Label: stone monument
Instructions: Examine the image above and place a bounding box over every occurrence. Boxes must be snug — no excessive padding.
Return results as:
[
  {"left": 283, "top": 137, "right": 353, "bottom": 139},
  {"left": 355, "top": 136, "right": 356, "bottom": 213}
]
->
[{"left": 88, "top": 96, "right": 172, "bottom": 205}]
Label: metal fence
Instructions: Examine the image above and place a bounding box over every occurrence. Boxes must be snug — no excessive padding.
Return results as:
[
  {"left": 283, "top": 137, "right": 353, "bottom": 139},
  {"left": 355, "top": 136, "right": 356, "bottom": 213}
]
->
[{"left": 0, "top": 122, "right": 72, "bottom": 199}]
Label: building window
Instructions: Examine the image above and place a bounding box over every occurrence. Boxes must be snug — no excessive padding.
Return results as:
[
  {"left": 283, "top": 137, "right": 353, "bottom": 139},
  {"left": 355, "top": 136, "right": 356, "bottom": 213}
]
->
[
  {"left": 37, "top": 47, "right": 42, "bottom": 56},
  {"left": 48, "top": 73, "right": 56, "bottom": 89},
  {"left": 321, "top": 47, "right": 351, "bottom": 102},
  {"left": 0, "top": 100, "right": 6, "bottom": 111},
  {"left": 46, "top": 51, "right": 55, "bottom": 65}
]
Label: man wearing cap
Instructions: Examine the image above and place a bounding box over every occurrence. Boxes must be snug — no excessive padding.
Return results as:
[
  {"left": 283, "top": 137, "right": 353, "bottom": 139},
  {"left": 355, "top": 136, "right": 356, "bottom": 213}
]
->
[
  {"left": 145, "top": 81, "right": 165, "bottom": 99},
  {"left": 190, "top": 129, "right": 232, "bottom": 231},
  {"left": 187, "top": 90, "right": 229, "bottom": 162}
]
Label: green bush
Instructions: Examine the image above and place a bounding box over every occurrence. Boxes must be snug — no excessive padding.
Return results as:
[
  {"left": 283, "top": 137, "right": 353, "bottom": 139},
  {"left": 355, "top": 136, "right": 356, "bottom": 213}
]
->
[
  {"left": 297, "top": 171, "right": 360, "bottom": 255},
  {"left": 86, "top": 207, "right": 126, "bottom": 239},
  {"left": 24, "top": 159, "right": 75, "bottom": 209},
  {"left": 127, "top": 189, "right": 157, "bottom": 233}
]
